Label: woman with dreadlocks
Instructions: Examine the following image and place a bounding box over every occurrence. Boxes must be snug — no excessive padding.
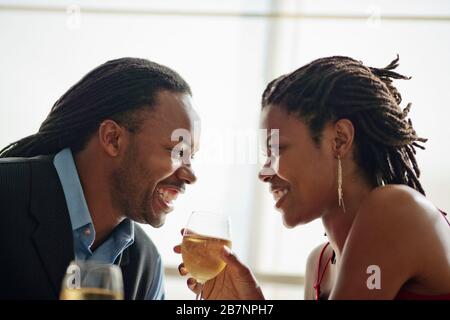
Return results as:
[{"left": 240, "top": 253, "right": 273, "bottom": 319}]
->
[{"left": 175, "top": 55, "right": 450, "bottom": 300}]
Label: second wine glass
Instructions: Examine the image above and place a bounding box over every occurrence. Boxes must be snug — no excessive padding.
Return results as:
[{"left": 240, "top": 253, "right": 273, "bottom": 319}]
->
[
  {"left": 181, "top": 211, "right": 231, "bottom": 298},
  {"left": 60, "top": 260, "right": 124, "bottom": 300}
]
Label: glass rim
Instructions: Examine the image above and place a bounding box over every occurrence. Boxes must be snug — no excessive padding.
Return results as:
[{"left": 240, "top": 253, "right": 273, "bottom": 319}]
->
[
  {"left": 183, "top": 210, "right": 231, "bottom": 240},
  {"left": 67, "top": 260, "right": 122, "bottom": 270},
  {"left": 189, "top": 210, "right": 229, "bottom": 220}
]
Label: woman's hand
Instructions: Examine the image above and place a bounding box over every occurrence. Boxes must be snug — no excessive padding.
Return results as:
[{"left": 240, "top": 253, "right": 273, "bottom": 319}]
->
[{"left": 173, "top": 232, "right": 265, "bottom": 300}]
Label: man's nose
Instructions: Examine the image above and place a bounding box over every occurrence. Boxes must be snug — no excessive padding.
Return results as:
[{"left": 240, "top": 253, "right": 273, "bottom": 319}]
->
[{"left": 176, "top": 165, "right": 197, "bottom": 185}]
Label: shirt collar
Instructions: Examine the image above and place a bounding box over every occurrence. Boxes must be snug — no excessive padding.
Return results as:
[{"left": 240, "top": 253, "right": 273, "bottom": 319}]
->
[
  {"left": 53, "top": 148, "right": 92, "bottom": 231},
  {"left": 113, "top": 219, "right": 135, "bottom": 254}
]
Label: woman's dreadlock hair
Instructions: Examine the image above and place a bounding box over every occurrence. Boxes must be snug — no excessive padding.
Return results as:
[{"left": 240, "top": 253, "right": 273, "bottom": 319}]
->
[
  {"left": 262, "top": 55, "right": 427, "bottom": 195},
  {"left": 0, "top": 57, "right": 191, "bottom": 158}
]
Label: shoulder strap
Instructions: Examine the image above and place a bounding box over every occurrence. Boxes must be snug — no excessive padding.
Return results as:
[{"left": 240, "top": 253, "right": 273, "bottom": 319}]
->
[
  {"left": 313, "top": 242, "right": 333, "bottom": 300},
  {"left": 439, "top": 209, "right": 450, "bottom": 227}
]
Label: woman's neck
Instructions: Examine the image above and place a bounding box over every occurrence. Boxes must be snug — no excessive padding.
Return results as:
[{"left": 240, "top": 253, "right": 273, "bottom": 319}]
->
[{"left": 321, "top": 172, "right": 373, "bottom": 259}]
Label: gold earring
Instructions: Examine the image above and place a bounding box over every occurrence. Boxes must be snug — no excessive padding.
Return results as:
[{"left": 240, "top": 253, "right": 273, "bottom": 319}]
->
[{"left": 338, "top": 155, "right": 346, "bottom": 212}]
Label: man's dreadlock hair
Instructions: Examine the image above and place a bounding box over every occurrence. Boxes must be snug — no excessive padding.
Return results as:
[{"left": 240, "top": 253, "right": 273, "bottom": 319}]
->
[
  {"left": 0, "top": 57, "right": 191, "bottom": 158},
  {"left": 262, "top": 55, "right": 427, "bottom": 195}
]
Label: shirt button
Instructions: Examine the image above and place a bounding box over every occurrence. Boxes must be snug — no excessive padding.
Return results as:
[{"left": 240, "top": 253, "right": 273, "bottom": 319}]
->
[{"left": 84, "top": 228, "right": 91, "bottom": 236}]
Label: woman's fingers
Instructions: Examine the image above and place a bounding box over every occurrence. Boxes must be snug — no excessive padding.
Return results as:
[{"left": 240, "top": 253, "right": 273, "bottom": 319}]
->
[
  {"left": 174, "top": 232, "right": 188, "bottom": 275},
  {"left": 221, "top": 245, "right": 252, "bottom": 278},
  {"left": 178, "top": 263, "right": 188, "bottom": 276},
  {"left": 187, "top": 278, "right": 203, "bottom": 294},
  {"left": 221, "top": 245, "right": 239, "bottom": 265}
]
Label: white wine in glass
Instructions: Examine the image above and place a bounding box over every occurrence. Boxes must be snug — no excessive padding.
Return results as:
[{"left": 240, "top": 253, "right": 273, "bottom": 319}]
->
[
  {"left": 60, "top": 261, "right": 124, "bottom": 300},
  {"left": 181, "top": 211, "right": 232, "bottom": 295},
  {"left": 60, "top": 287, "right": 123, "bottom": 300},
  {"left": 182, "top": 234, "right": 232, "bottom": 283}
]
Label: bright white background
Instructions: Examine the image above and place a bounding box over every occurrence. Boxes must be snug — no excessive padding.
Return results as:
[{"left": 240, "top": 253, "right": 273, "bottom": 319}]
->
[{"left": 1, "top": 0, "right": 449, "bottom": 299}]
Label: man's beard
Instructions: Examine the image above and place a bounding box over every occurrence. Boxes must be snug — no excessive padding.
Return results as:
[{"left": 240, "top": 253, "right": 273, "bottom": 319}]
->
[{"left": 110, "top": 144, "right": 161, "bottom": 226}]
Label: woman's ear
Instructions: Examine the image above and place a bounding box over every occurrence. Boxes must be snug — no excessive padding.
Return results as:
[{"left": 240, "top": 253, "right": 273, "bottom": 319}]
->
[{"left": 333, "top": 119, "right": 355, "bottom": 158}]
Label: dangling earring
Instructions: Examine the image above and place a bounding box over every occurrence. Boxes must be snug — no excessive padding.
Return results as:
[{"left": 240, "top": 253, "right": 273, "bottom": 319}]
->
[{"left": 338, "top": 155, "right": 346, "bottom": 212}]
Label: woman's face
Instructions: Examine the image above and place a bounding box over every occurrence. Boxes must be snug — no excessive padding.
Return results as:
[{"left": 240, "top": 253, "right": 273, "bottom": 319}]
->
[{"left": 259, "top": 104, "right": 338, "bottom": 228}]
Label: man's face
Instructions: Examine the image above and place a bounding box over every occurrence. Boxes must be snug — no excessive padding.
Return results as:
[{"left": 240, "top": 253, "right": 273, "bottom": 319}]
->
[{"left": 111, "top": 90, "right": 199, "bottom": 227}]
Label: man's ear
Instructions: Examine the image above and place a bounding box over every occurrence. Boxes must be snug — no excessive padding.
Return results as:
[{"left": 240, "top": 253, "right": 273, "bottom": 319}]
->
[
  {"left": 333, "top": 119, "right": 355, "bottom": 158},
  {"left": 98, "top": 120, "right": 126, "bottom": 157}
]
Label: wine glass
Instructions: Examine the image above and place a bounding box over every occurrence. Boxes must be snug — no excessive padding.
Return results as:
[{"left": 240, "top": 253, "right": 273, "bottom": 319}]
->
[
  {"left": 60, "top": 260, "right": 124, "bottom": 300},
  {"left": 181, "top": 211, "right": 232, "bottom": 300}
]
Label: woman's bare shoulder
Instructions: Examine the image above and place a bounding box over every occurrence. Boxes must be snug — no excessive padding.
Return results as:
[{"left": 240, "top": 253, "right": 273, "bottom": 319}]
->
[
  {"left": 356, "top": 184, "right": 440, "bottom": 227},
  {"left": 333, "top": 185, "right": 450, "bottom": 298},
  {"left": 346, "top": 184, "right": 444, "bottom": 273}
]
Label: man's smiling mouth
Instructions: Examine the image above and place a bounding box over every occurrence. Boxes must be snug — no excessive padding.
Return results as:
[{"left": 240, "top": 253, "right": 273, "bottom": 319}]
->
[{"left": 155, "top": 185, "right": 185, "bottom": 210}]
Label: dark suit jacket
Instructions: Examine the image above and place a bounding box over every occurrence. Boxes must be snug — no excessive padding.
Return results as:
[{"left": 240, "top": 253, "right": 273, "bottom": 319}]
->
[{"left": 0, "top": 155, "right": 161, "bottom": 299}]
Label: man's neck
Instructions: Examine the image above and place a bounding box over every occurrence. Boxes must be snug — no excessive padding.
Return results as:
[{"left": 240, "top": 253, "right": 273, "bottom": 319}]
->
[{"left": 74, "top": 152, "right": 124, "bottom": 250}]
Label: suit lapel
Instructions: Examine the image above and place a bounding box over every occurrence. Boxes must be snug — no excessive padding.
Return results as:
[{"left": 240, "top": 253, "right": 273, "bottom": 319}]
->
[{"left": 29, "top": 158, "right": 74, "bottom": 297}]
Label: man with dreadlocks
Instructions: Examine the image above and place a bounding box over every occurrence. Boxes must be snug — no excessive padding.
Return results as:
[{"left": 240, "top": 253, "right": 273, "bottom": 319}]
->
[
  {"left": 175, "top": 55, "right": 450, "bottom": 300},
  {"left": 0, "top": 58, "right": 199, "bottom": 299}
]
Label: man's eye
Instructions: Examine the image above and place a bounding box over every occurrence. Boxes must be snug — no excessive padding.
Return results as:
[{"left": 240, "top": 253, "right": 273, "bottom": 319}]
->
[{"left": 167, "top": 147, "right": 183, "bottom": 159}]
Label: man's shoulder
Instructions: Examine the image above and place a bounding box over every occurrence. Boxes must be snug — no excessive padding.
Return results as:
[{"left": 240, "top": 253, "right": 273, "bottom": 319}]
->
[
  {"left": 0, "top": 155, "right": 55, "bottom": 173},
  {"left": 0, "top": 155, "right": 59, "bottom": 206},
  {"left": 0, "top": 155, "right": 55, "bottom": 186},
  {"left": 0, "top": 154, "right": 54, "bottom": 165}
]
